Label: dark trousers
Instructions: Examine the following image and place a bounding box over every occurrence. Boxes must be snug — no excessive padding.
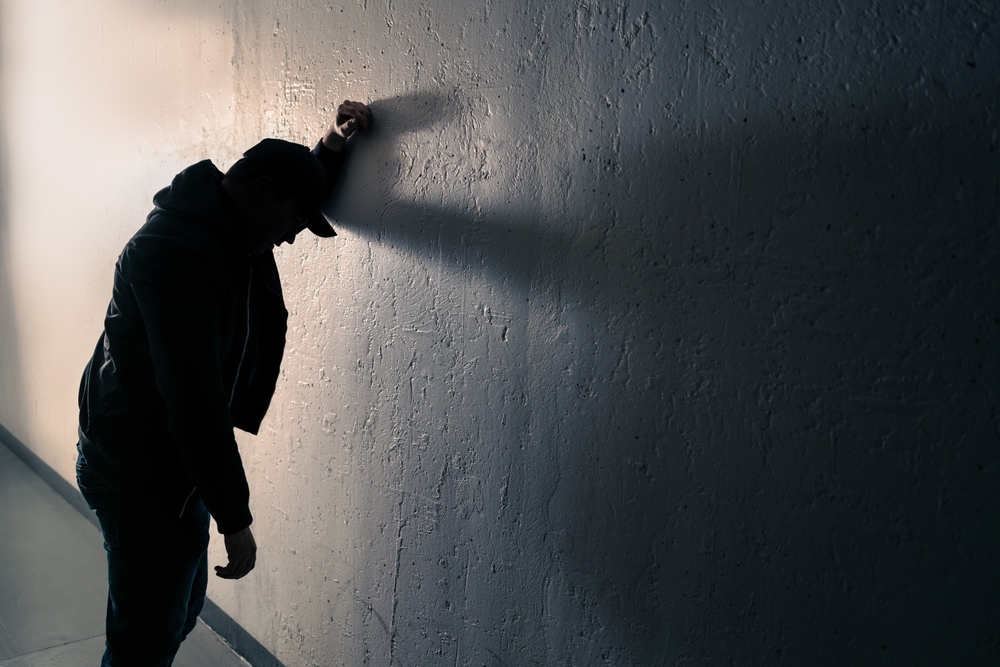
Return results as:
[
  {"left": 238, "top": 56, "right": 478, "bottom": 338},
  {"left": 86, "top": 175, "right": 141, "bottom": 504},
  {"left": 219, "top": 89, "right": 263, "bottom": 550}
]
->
[{"left": 76, "top": 445, "right": 209, "bottom": 667}]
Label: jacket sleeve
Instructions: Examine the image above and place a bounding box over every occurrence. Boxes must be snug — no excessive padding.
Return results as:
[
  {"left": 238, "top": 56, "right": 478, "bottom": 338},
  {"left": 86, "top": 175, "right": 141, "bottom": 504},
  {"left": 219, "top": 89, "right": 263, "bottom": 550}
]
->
[
  {"left": 312, "top": 140, "right": 347, "bottom": 196},
  {"left": 130, "top": 244, "right": 252, "bottom": 535},
  {"left": 232, "top": 250, "right": 287, "bottom": 434}
]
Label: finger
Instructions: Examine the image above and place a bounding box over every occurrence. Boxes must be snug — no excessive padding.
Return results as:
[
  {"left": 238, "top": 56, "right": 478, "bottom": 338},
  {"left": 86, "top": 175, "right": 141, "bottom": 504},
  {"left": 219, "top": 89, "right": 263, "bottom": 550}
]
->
[
  {"left": 337, "top": 102, "right": 372, "bottom": 131},
  {"left": 340, "top": 99, "right": 366, "bottom": 111},
  {"left": 336, "top": 101, "right": 360, "bottom": 118},
  {"left": 216, "top": 560, "right": 237, "bottom": 577},
  {"left": 237, "top": 549, "right": 257, "bottom": 577},
  {"left": 355, "top": 100, "right": 371, "bottom": 115},
  {"left": 337, "top": 116, "right": 358, "bottom": 133},
  {"left": 331, "top": 119, "right": 355, "bottom": 140},
  {"left": 234, "top": 552, "right": 249, "bottom": 577},
  {"left": 355, "top": 113, "right": 371, "bottom": 133},
  {"left": 350, "top": 103, "right": 372, "bottom": 129},
  {"left": 235, "top": 557, "right": 255, "bottom": 579},
  {"left": 216, "top": 552, "right": 246, "bottom": 577},
  {"left": 216, "top": 559, "right": 245, "bottom": 579}
]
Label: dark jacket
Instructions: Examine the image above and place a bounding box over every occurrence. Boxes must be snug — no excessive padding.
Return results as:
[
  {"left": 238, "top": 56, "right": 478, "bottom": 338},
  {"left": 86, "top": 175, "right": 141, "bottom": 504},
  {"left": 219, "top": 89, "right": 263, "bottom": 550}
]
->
[{"left": 78, "top": 142, "right": 343, "bottom": 534}]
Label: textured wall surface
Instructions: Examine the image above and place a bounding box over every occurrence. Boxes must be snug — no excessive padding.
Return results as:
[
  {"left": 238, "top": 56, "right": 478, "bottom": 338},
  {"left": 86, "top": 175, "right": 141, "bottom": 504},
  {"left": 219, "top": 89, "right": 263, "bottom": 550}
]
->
[{"left": 2, "top": 0, "right": 999, "bottom": 665}]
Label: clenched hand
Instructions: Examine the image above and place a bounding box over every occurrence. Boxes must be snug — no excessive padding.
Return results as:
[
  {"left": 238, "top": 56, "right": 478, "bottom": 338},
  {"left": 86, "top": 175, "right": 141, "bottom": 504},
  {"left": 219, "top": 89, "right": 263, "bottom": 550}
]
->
[{"left": 322, "top": 100, "right": 373, "bottom": 151}]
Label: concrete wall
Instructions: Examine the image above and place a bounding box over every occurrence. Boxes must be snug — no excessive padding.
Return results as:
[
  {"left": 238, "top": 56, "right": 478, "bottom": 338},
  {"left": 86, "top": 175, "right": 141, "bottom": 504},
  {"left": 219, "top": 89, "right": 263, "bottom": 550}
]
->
[{"left": 2, "top": 0, "right": 998, "bottom": 664}]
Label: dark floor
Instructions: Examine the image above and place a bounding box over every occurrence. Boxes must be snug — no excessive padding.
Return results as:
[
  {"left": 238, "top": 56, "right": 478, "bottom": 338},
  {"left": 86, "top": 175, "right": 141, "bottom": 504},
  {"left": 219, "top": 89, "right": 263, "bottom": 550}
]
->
[{"left": 0, "top": 442, "right": 247, "bottom": 667}]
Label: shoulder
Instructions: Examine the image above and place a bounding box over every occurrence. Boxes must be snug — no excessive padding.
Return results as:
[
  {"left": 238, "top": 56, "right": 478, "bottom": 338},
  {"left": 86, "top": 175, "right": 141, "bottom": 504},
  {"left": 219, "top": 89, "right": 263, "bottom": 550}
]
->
[{"left": 118, "top": 216, "right": 232, "bottom": 290}]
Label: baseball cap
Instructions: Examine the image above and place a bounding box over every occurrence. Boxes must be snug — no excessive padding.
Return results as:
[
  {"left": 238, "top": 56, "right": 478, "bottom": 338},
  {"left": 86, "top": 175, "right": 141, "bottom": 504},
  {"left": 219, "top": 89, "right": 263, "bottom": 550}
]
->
[{"left": 242, "top": 138, "right": 336, "bottom": 237}]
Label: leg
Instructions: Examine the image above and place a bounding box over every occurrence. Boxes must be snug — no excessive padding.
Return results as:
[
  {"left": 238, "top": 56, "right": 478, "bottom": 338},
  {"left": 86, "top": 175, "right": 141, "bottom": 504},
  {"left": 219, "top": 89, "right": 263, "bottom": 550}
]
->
[
  {"left": 103, "top": 493, "right": 210, "bottom": 666},
  {"left": 180, "top": 502, "right": 210, "bottom": 641},
  {"left": 77, "top": 448, "right": 210, "bottom": 666}
]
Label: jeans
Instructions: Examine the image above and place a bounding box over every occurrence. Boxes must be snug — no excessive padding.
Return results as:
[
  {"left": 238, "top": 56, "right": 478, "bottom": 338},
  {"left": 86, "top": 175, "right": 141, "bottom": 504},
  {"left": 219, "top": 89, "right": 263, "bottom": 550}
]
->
[{"left": 76, "top": 445, "right": 210, "bottom": 667}]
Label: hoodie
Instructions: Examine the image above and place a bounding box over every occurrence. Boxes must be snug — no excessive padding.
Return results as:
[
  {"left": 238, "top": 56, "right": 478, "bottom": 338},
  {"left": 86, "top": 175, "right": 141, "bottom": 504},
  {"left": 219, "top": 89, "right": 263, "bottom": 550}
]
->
[{"left": 78, "top": 159, "right": 288, "bottom": 534}]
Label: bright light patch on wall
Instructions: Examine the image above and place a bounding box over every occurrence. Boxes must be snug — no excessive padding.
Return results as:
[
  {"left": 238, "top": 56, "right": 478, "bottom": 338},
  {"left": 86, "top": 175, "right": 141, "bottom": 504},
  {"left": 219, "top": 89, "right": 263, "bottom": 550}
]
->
[{"left": 0, "top": 0, "right": 235, "bottom": 464}]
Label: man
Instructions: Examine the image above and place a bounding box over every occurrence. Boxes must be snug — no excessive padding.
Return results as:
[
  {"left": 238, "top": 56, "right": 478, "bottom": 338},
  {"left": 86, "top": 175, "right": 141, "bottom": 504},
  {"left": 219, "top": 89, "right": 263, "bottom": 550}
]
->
[{"left": 75, "top": 100, "right": 372, "bottom": 665}]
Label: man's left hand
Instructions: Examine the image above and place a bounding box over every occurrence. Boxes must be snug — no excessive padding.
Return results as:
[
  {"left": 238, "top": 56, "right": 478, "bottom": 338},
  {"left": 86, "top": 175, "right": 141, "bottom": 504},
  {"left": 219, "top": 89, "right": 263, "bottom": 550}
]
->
[{"left": 322, "top": 100, "right": 373, "bottom": 151}]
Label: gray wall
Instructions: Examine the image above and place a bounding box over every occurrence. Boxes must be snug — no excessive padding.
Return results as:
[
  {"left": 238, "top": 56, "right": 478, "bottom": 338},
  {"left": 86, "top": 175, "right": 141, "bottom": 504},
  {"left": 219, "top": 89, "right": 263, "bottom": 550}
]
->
[{"left": 1, "top": 0, "right": 997, "bottom": 664}]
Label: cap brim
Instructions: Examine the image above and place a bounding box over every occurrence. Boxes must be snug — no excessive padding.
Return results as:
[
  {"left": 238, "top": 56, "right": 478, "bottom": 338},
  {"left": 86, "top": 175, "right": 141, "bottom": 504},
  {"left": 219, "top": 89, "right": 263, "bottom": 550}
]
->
[{"left": 306, "top": 211, "right": 337, "bottom": 238}]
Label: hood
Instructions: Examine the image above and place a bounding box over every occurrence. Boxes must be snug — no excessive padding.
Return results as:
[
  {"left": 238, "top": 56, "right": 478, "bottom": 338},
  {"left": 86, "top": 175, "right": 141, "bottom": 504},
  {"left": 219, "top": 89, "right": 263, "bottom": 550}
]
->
[{"left": 150, "top": 159, "right": 241, "bottom": 243}]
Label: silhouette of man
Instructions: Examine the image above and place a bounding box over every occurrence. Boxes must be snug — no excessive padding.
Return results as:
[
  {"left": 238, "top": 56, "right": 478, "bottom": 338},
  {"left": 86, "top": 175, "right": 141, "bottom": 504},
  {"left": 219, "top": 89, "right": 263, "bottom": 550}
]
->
[{"left": 74, "top": 100, "right": 372, "bottom": 665}]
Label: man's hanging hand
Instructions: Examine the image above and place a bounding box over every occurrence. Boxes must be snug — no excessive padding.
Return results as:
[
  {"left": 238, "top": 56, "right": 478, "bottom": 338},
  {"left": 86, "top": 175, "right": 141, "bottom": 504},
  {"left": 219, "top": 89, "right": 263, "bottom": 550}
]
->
[{"left": 215, "top": 526, "right": 257, "bottom": 579}]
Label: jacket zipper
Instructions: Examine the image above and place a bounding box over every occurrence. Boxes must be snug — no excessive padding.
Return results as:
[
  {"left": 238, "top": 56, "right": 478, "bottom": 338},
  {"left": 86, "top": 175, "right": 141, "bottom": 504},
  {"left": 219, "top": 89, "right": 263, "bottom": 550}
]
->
[
  {"left": 179, "top": 486, "right": 198, "bottom": 518},
  {"left": 229, "top": 259, "right": 253, "bottom": 408}
]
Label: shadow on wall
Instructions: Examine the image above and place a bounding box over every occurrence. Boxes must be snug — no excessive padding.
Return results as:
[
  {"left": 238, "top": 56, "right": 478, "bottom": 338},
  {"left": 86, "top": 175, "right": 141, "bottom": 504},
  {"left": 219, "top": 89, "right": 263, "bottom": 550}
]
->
[
  {"left": 325, "top": 88, "right": 1000, "bottom": 663},
  {"left": 331, "top": 91, "right": 590, "bottom": 298},
  {"left": 0, "top": 119, "right": 28, "bottom": 442}
]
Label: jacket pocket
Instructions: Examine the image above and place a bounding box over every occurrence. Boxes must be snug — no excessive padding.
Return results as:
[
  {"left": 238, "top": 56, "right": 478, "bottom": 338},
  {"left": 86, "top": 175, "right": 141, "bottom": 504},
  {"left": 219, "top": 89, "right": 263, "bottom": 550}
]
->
[{"left": 76, "top": 449, "right": 120, "bottom": 549}]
